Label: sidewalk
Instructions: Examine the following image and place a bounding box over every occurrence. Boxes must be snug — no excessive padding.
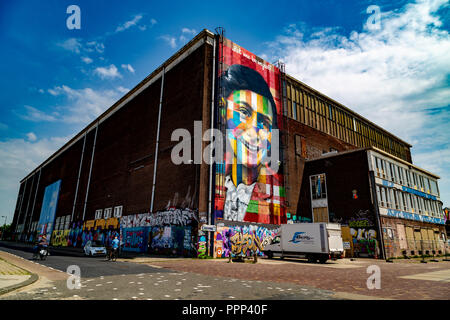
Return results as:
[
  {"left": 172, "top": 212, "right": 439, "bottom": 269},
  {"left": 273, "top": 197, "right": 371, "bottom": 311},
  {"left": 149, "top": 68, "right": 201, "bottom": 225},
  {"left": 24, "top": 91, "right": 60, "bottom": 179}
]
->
[{"left": 0, "top": 257, "right": 38, "bottom": 296}]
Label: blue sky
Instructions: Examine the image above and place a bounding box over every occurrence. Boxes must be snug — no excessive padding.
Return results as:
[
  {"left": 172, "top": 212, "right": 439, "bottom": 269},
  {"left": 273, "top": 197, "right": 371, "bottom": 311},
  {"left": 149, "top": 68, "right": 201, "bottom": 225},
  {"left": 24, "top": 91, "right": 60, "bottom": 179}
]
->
[{"left": 0, "top": 0, "right": 449, "bottom": 224}]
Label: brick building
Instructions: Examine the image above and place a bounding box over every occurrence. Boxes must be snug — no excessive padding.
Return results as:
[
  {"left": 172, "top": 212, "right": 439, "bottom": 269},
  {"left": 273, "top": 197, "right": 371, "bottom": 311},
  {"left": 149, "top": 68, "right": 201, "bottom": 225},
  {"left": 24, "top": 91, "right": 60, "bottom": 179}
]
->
[
  {"left": 11, "top": 29, "right": 430, "bottom": 258},
  {"left": 297, "top": 148, "right": 447, "bottom": 259}
]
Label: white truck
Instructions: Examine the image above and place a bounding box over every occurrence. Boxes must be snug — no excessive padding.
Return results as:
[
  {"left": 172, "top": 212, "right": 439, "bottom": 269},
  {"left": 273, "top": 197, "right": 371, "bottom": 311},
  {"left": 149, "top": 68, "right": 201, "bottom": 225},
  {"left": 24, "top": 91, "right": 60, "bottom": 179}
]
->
[{"left": 263, "top": 223, "right": 344, "bottom": 263}]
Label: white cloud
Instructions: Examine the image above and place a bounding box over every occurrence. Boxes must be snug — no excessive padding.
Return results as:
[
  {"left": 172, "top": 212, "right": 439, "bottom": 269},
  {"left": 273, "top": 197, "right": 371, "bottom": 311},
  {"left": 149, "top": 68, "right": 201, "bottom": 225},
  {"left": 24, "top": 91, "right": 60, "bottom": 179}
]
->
[
  {"left": 82, "top": 57, "right": 93, "bottom": 64},
  {"left": 0, "top": 135, "right": 71, "bottom": 223},
  {"left": 57, "top": 38, "right": 105, "bottom": 55},
  {"left": 94, "top": 64, "right": 122, "bottom": 79},
  {"left": 116, "top": 14, "right": 143, "bottom": 33},
  {"left": 162, "top": 28, "right": 197, "bottom": 48},
  {"left": 266, "top": 0, "right": 450, "bottom": 204},
  {"left": 21, "top": 105, "right": 57, "bottom": 122},
  {"left": 57, "top": 38, "right": 83, "bottom": 54},
  {"left": 26, "top": 132, "right": 37, "bottom": 142},
  {"left": 45, "top": 85, "right": 123, "bottom": 124},
  {"left": 121, "top": 64, "right": 135, "bottom": 73},
  {"left": 181, "top": 28, "right": 197, "bottom": 35},
  {"left": 86, "top": 41, "right": 105, "bottom": 54},
  {"left": 117, "top": 86, "right": 129, "bottom": 94},
  {"left": 21, "top": 86, "right": 123, "bottom": 125},
  {"left": 160, "top": 35, "right": 177, "bottom": 48}
]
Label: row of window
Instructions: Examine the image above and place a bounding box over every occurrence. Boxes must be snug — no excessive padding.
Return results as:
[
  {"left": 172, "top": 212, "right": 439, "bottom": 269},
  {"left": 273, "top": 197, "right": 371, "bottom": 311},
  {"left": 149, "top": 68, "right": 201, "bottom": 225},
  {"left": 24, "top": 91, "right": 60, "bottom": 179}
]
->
[
  {"left": 376, "top": 185, "right": 443, "bottom": 218},
  {"left": 94, "top": 206, "right": 123, "bottom": 219},
  {"left": 283, "top": 81, "right": 410, "bottom": 161},
  {"left": 374, "top": 156, "right": 439, "bottom": 196}
]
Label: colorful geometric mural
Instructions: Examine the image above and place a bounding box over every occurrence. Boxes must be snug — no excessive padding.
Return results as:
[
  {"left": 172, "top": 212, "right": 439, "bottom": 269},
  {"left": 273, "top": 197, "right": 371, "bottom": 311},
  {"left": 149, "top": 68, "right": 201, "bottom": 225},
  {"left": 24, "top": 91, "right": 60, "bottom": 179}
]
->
[{"left": 214, "top": 38, "right": 287, "bottom": 225}]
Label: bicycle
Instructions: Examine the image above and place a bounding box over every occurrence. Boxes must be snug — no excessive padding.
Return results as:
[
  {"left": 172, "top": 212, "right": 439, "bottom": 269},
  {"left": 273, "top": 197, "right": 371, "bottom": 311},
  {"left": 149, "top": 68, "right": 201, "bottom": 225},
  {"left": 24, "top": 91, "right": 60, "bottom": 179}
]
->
[{"left": 107, "top": 247, "right": 118, "bottom": 262}]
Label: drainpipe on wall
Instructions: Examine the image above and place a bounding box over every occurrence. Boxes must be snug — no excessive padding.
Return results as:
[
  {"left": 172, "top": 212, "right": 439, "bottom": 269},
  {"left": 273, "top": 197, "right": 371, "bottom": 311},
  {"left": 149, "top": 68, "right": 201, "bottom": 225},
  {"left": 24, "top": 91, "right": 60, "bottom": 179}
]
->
[
  {"left": 23, "top": 173, "right": 36, "bottom": 236},
  {"left": 369, "top": 170, "right": 387, "bottom": 260},
  {"left": 16, "top": 178, "right": 28, "bottom": 235},
  {"left": 27, "top": 169, "right": 41, "bottom": 234},
  {"left": 82, "top": 122, "right": 99, "bottom": 221},
  {"left": 71, "top": 133, "right": 87, "bottom": 223},
  {"left": 150, "top": 68, "right": 165, "bottom": 214},
  {"left": 207, "top": 36, "right": 217, "bottom": 257}
]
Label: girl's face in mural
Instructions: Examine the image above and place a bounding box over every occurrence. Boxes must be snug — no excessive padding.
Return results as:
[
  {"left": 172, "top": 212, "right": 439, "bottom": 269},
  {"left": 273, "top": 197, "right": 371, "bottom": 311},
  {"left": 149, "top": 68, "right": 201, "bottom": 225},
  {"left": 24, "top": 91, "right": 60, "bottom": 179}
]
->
[{"left": 226, "top": 90, "right": 273, "bottom": 168}]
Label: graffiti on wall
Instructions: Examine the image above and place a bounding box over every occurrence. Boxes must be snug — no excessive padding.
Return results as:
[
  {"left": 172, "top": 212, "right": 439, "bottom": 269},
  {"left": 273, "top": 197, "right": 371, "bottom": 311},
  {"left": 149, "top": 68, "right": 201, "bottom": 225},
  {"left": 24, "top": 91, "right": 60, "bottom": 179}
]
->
[
  {"left": 350, "top": 227, "right": 377, "bottom": 257},
  {"left": 50, "top": 230, "right": 70, "bottom": 246},
  {"left": 197, "top": 235, "right": 207, "bottom": 258},
  {"left": 122, "top": 227, "right": 150, "bottom": 253},
  {"left": 120, "top": 208, "right": 198, "bottom": 229},
  {"left": 214, "top": 225, "right": 279, "bottom": 258}
]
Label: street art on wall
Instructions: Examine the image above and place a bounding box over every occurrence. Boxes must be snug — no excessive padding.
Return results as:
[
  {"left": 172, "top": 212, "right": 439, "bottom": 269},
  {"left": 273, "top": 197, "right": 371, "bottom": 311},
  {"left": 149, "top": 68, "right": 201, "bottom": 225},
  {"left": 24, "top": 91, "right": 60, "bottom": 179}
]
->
[
  {"left": 122, "top": 227, "right": 150, "bottom": 253},
  {"left": 120, "top": 208, "right": 198, "bottom": 228},
  {"left": 350, "top": 227, "right": 378, "bottom": 257},
  {"left": 37, "top": 180, "right": 62, "bottom": 241},
  {"left": 214, "top": 224, "right": 279, "bottom": 258},
  {"left": 50, "top": 230, "right": 70, "bottom": 247},
  {"left": 150, "top": 226, "right": 192, "bottom": 256},
  {"left": 214, "top": 38, "right": 287, "bottom": 225},
  {"left": 67, "top": 221, "right": 83, "bottom": 248},
  {"left": 197, "top": 234, "right": 207, "bottom": 258}
]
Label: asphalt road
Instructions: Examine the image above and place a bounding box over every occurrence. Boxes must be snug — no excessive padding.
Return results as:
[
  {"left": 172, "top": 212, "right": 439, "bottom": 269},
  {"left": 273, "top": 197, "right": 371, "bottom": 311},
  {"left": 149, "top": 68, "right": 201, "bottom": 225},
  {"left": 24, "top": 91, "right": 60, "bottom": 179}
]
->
[
  {"left": 0, "top": 246, "right": 344, "bottom": 300},
  {"left": 0, "top": 246, "right": 167, "bottom": 277}
]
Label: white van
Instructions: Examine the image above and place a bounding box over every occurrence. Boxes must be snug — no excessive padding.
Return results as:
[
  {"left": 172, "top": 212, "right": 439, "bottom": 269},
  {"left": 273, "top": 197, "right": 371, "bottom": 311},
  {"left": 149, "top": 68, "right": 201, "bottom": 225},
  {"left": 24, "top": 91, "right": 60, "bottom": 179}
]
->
[{"left": 263, "top": 223, "right": 344, "bottom": 263}]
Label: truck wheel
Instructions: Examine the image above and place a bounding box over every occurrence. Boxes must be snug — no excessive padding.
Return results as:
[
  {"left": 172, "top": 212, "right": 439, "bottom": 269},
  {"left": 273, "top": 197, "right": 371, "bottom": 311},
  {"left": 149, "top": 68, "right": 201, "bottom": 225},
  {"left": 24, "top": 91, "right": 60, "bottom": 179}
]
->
[
  {"left": 266, "top": 251, "right": 273, "bottom": 259},
  {"left": 307, "top": 255, "right": 316, "bottom": 263},
  {"left": 318, "top": 256, "right": 328, "bottom": 264}
]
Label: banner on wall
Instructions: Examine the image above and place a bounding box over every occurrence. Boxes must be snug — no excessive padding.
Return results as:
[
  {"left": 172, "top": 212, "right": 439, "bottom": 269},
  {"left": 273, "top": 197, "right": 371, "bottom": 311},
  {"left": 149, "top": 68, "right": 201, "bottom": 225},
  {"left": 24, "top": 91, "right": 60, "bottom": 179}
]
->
[
  {"left": 214, "top": 37, "right": 287, "bottom": 225},
  {"left": 37, "top": 180, "right": 62, "bottom": 241}
]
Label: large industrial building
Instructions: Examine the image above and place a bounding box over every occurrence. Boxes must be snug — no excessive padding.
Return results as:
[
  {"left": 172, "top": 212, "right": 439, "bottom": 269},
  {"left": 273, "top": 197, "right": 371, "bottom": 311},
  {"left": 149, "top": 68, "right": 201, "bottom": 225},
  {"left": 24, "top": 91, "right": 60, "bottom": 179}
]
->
[{"left": 10, "top": 29, "right": 446, "bottom": 259}]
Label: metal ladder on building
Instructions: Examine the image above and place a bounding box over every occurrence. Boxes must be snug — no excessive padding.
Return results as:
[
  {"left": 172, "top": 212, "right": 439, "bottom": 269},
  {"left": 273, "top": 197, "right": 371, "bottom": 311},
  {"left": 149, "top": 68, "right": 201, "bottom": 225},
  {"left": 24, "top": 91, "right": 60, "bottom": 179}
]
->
[{"left": 276, "top": 61, "right": 291, "bottom": 219}]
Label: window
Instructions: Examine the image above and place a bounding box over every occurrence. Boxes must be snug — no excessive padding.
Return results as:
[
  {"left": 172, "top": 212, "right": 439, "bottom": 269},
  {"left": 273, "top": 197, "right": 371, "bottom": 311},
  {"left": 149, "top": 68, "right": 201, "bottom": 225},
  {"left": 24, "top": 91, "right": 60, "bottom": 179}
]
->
[
  {"left": 419, "top": 175, "right": 425, "bottom": 191},
  {"left": 295, "top": 135, "right": 307, "bottom": 158},
  {"left": 389, "top": 163, "right": 396, "bottom": 183},
  {"left": 380, "top": 187, "right": 387, "bottom": 207},
  {"left": 397, "top": 190, "right": 404, "bottom": 210},
  {"left": 113, "top": 206, "right": 123, "bottom": 218},
  {"left": 382, "top": 160, "right": 389, "bottom": 180},
  {"left": 103, "top": 207, "right": 112, "bottom": 219},
  {"left": 429, "top": 179, "right": 439, "bottom": 196},
  {"left": 310, "top": 174, "right": 327, "bottom": 200},
  {"left": 397, "top": 166, "right": 403, "bottom": 184},
  {"left": 424, "top": 177, "right": 431, "bottom": 193},
  {"left": 392, "top": 189, "right": 399, "bottom": 210},
  {"left": 405, "top": 170, "right": 412, "bottom": 187},
  {"left": 375, "top": 157, "right": 382, "bottom": 177},
  {"left": 292, "top": 101, "right": 297, "bottom": 120},
  {"left": 376, "top": 186, "right": 382, "bottom": 207},
  {"left": 95, "top": 209, "right": 103, "bottom": 220}
]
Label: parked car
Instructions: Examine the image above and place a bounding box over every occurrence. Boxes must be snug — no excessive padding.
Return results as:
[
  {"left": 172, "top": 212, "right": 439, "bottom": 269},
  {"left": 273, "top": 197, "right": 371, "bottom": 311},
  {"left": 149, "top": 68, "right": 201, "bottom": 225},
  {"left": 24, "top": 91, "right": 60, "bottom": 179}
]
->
[
  {"left": 263, "top": 223, "right": 344, "bottom": 263},
  {"left": 84, "top": 240, "right": 107, "bottom": 256}
]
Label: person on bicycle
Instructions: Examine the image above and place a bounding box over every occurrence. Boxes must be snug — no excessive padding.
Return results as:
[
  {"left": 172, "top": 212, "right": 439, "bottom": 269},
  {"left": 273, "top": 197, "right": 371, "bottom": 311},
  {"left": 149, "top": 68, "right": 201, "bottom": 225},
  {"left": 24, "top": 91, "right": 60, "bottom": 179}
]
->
[{"left": 110, "top": 236, "right": 119, "bottom": 259}]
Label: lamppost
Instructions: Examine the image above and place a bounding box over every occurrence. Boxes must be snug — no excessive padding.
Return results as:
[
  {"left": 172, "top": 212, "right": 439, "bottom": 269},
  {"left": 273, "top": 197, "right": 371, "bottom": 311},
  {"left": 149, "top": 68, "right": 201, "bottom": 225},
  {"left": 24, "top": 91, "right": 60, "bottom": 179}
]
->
[{"left": 1, "top": 216, "right": 7, "bottom": 240}]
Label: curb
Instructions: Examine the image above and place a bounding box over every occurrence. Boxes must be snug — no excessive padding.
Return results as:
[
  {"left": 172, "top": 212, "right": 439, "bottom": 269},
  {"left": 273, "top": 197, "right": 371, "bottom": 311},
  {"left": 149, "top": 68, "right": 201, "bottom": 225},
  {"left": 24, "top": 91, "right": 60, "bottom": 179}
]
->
[{"left": 0, "top": 258, "right": 39, "bottom": 296}]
